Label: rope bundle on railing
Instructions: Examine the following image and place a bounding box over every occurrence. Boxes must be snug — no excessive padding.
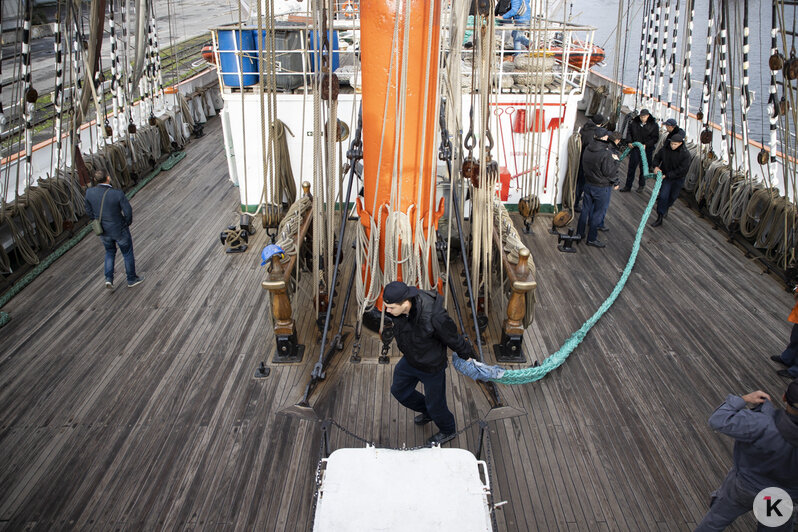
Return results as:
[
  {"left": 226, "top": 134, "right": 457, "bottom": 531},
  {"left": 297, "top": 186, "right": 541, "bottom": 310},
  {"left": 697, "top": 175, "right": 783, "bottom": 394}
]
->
[{"left": 274, "top": 195, "right": 312, "bottom": 259}]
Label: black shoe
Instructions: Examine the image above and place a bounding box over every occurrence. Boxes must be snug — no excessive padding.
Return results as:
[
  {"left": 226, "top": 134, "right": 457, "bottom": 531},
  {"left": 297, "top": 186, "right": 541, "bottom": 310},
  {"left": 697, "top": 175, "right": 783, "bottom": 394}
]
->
[
  {"left": 619, "top": 187, "right": 631, "bottom": 193},
  {"left": 598, "top": 226, "right": 609, "bottom": 232},
  {"left": 637, "top": 185, "right": 646, "bottom": 192},
  {"left": 586, "top": 240, "right": 606, "bottom": 248},
  {"left": 771, "top": 355, "right": 789, "bottom": 367},
  {"left": 652, "top": 215, "right": 663, "bottom": 227},
  {"left": 777, "top": 369, "right": 794, "bottom": 378},
  {"left": 414, "top": 413, "right": 433, "bottom": 425},
  {"left": 427, "top": 431, "right": 456, "bottom": 446},
  {"left": 574, "top": 205, "right": 582, "bottom": 213}
]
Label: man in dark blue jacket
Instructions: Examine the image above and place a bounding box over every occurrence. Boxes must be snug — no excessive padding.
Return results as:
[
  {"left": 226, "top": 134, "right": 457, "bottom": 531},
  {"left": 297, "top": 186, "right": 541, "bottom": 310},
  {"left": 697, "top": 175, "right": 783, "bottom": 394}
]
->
[
  {"left": 383, "top": 281, "right": 474, "bottom": 446},
  {"left": 575, "top": 127, "right": 621, "bottom": 248},
  {"left": 695, "top": 381, "right": 798, "bottom": 531},
  {"left": 85, "top": 171, "right": 143, "bottom": 289},
  {"left": 574, "top": 113, "right": 606, "bottom": 212},
  {"left": 651, "top": 130, "right": 692, "bottom": 227}
]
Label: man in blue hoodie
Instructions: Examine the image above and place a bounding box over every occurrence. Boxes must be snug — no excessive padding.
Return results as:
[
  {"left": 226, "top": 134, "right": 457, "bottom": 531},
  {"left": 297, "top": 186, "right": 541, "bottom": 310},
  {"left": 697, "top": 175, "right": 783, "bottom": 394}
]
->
[
  {"left": 695, "top": 380, "right": 798, "bottom": 531},
  {"left": 500, "top": 0, "right": 531, "bottom": 51}
]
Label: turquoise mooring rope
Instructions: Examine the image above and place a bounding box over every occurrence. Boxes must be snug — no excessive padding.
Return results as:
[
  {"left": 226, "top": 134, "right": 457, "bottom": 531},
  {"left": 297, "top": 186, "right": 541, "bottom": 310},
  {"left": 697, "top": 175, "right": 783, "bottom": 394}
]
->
[
  {"left": 0, "top": 151, "right": 186, "bottom": 328},
  {"left": 493, "top": 142, "right": 662, "bottom": 385}
]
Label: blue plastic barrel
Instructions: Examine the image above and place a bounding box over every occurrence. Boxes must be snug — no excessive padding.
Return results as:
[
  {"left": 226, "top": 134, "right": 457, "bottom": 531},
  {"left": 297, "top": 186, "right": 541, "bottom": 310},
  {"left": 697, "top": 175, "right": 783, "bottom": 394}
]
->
[
  {"left": 217, "top": 29, "right": 259, "bottom": 87},
  {"left": 308, "top": 30, "right": 339, "bottom": 73}
]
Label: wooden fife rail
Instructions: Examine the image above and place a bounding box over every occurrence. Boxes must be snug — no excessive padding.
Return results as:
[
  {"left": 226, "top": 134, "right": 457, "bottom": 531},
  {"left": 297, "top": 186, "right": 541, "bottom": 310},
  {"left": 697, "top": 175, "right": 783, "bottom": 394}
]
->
[{"left": 261, "top": 182, "right": 313, "bottom": 360}]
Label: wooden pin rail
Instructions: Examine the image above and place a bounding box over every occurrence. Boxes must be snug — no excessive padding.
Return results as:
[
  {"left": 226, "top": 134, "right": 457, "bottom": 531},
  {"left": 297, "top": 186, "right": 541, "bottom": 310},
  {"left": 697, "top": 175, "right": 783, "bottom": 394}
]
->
[
  {"left": 492, "top": 226, "right": 537, "bottom": 363},
  {"left": 261, "top": 181, "right": 313, "bottom": 363}
]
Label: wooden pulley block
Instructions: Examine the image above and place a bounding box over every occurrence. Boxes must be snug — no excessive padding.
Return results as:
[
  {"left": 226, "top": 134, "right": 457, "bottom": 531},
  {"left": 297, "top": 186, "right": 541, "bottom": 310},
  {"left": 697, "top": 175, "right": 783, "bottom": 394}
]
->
[
  {"left": 25, "top": 87, "right": 38, "bottom": 104},
  {"left": 706, "top": 149, "right": 716, "bottom": 161},
  {"left": 128, "top": 121, "right": 137, "bottom": 134},
  {"left": 325, "top": 118, "right": 349, "bottom": 142},
  {"left": 476, "top": 0, "right": 492, "bottom": 16},
  {"left": 696, "top": 110, "right": 704, "bottom": 121},
  {"left": 553, "top": 209, "right": 572, "bottom": 227},
  {"left": 780, "top": 96, "right": 790, "bottom": 115},
  {"left": 320, "top": 73, "right": 340, "bottom": 101},
  {"left": 148, "top": 115, "right": 157, "bottom": 126},
  {"left": 757, "top": 148, "right": 770, "bottom": 165},
  {"left": 770, "top": 52, "right": 785, "bottom": 71},
  {"left": 485, "top": 159, "right": 499, "bottom": 178},
  {"left": 518, "top": 195, "right": 540, "bottom": 218},
  {"left": 462, "top": 156, "right": 480, "bottom": 187},
  {"left": 261, "top": 203, "right": 282, "bottom": 229},
  {"left": 104, "top": 121, "right": 113, "bottom": 138},
  {"left": 700, "top": 129, "right": 713, "bottom": 145},
  {"left": 786, "top": 50, "right": 798, "bottom": 80}
]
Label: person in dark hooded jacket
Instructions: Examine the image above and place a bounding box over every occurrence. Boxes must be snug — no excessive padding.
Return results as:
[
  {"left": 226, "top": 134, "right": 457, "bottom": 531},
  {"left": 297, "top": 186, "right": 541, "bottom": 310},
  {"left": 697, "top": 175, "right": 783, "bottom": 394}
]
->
[
  {"left": 382, "top": 281, "right": 475, "bottom": 446},
  {"left": 575, "top": 127, "right": 621, "bottom": 247},
  {"left": 694, "top": 380, "right": 798, "bottom": 531},
  {"left": 620, "top": 109, "right": 659, "bottom": 192},
  {"left": 574, "top": 113, "right": 606, "bottom": 211},
  {"left": 651, "top": 130, "right": 691, "bottom": 227},
  {"left": 663, "top": 117, "right": 684, "bottom": 142}
]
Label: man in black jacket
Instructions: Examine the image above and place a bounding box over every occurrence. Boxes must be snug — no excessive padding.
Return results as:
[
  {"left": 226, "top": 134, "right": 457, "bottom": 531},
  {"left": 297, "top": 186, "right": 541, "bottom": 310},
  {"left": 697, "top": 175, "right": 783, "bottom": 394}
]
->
[
  {"left": 621, "top": 109, "right": 658, "bottom": 192},
  {"left": 651, "top": 131, "right": 692, "bottom": 227},
  {"left": 85, "top": 171, "right": 144, "bottom": 290},
  {"left": 575, "top": 113, "right": 606, "bottom": 212},
  {"left": 383, "top": 281, "right": 474, "bottom": 446},
  {"left": 663, "top": 117, "right": 684, "bottom": 141},
  {"left": 575, "top": 128, "right": 621, "bottom": 248}
]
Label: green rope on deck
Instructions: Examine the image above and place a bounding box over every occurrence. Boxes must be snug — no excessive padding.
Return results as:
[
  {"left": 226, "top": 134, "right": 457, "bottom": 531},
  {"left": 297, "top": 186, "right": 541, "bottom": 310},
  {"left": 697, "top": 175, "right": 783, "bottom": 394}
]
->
[
  {"left": 0, "top": 151, "right": 185, "bottom": 328},
  {"left": 493, "top": 142, "right": 661, "bottom": 385}
]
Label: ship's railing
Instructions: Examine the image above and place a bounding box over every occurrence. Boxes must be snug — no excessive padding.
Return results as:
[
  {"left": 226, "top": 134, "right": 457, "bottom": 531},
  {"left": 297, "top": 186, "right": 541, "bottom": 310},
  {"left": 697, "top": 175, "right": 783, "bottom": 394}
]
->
[{"left": 210, "top": 19, "right": 596, "bottom": 96}]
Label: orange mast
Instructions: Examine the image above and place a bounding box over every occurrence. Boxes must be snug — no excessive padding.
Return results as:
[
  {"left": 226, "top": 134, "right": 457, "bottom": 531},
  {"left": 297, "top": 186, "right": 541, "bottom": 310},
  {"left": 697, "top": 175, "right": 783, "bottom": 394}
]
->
[{"left": 357, "top": 0, "right": 444, "bottom": 296}]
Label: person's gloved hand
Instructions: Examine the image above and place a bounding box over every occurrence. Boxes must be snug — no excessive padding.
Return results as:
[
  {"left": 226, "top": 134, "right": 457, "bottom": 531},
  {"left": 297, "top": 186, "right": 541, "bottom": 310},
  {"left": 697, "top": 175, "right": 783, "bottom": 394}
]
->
[{"left": 456, "top": 351, "right": 472, "bottom": 361}]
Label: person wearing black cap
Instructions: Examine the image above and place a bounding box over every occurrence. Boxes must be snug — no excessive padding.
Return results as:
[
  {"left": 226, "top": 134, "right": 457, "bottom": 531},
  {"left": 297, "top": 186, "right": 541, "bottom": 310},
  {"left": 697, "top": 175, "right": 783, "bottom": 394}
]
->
[
  {"left": 650, "top": 130, "right": 691, "bottom": 227},
  {"left": 574, "top": 113, "right": 607, "bottom": 212},
  {"left": 694, "top": 380, "right": 798, "bottom": 531},
  {"left": 771, "top": 285, "right": 798, "bottom": 379},
  {"left": 663, "top": 117, "right": 684, "bottom": 142},
  {"left": 575, "top": 127, "right": 621, "bottom": 247},
  {"left": 620, "top": 109, "right": 659, "bottom": 192},
  {"left": 381, "top": 280, "right": 475, "bottom": 446}
]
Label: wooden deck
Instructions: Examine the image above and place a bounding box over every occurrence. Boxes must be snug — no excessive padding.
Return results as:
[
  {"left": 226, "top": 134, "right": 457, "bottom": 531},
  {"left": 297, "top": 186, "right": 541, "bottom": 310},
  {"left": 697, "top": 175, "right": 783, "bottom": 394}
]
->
[{"left": 0, "top": 115, "right": 794, "bottom": 530}]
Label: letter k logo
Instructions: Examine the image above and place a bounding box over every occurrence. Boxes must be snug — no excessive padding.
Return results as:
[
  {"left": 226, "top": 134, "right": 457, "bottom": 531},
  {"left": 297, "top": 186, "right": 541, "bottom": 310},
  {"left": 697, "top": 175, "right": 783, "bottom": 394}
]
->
[{"left": 764, "top": 496, "right": 783, "bottom": 517}]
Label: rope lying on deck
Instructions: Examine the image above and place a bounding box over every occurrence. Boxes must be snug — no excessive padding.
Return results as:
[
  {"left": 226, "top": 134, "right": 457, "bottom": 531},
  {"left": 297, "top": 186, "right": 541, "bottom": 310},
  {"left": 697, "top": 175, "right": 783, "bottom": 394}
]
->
[
  {"left": 453, "top": 142, "right": 662, "bottom": 385},
  {"left": 0, "top": 150, "right": 186, "bottom": 328}
]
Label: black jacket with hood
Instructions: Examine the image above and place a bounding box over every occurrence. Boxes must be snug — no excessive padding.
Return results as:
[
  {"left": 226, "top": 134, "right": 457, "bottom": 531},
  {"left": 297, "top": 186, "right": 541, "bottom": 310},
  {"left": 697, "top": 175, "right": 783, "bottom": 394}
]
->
[
  {"left": 581, "top": 139, "right": 621, "bottom": 187},
  {"left": 389, "top": 290, "right": 474, "bottom": 373},
  {"left": 626, "top": 115, "right": 659, "bottom": 149},
  {"left": 652, "top": 142, "right": 692, "bottom": 181}
]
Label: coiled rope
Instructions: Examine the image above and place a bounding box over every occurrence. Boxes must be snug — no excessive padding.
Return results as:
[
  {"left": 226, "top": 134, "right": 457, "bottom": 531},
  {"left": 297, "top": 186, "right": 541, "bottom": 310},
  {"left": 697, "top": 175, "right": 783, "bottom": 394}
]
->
[{"left": 490, "top": 142, "right": 661, "bottom": 385}]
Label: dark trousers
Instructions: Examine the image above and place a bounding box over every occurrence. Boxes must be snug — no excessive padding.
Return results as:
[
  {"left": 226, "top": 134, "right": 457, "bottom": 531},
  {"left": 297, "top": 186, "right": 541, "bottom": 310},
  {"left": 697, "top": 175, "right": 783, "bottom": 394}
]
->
[
  {"left": 695, "top": 469, "right": 795, "bottom": 531},
  {"left": 390, "top": 357, "right": 455, "bottom": 433},
  {"left": 778, "top": 323, "right": 798, "bottom": 378},
  {"left": 576, "top": 183, "right": 612, "bottom": 242},
  {"left": 100, "top": 227, "right": 137, "bottom": 284},
  {"left": 625, "top": 146, "right": 654, "bottom": 189},
  {"left": 656, "top": 178, "right": 684, "bottom": 217}
]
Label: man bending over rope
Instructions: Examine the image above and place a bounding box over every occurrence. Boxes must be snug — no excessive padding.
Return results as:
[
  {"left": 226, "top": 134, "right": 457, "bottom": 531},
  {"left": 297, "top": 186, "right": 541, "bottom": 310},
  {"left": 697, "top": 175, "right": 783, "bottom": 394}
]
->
[{"left": 382, "top": 281, "right": 474, "bottom": 446}]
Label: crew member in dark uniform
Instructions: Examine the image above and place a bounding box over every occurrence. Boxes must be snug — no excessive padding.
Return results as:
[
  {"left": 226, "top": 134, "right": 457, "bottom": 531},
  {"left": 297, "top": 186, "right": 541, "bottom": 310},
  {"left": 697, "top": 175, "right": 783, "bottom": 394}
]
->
[
  {"left": 575, "top": 113, "right": 606, "bottom": 212},
  {"left": 651, "top": 130, "right": 692, "bottom": 227},
  {"left": 663, "top": 117, "right": 684, "bottom": 141},
  {"left": 575, "top": 127, "right": 621, "bottom": 248},
  {"left": 382, "top": 281, "right": 474, "bottom": 446},
  {"left": 621, "top": 109, "right": 659, "bottom": 192}
]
